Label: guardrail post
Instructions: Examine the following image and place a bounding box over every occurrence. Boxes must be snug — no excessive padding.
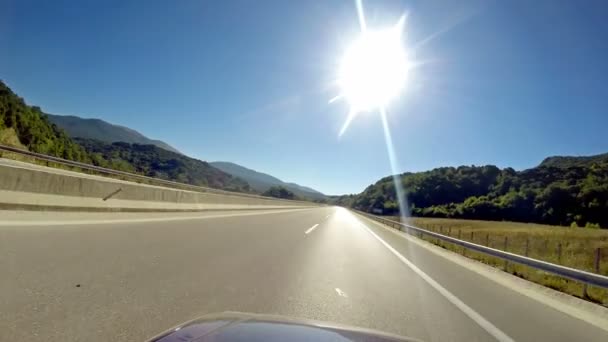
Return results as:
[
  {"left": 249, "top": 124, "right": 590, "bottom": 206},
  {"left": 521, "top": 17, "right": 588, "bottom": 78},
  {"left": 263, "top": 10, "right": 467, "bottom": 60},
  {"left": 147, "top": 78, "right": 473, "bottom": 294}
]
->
[
  {"left": 557, "top": 243, "right": 562, "bottom": 264},
  {"left": 470, "top": 231, "right": 474, "bottom": 241},
  {"left": 597, "top": 248, "right": 602, "bottom": 274},
  {"left": 583, "top": 248, "right": 601, "bottom": 298},
  {"left": 457, "top": 230, "right": 463, "bottom": 255},
  {"left": 352, "top": 209, "right": 608, "bottom": 289},
  {"left": 503, "top": 236, "right": 509, "bottom": 271}
]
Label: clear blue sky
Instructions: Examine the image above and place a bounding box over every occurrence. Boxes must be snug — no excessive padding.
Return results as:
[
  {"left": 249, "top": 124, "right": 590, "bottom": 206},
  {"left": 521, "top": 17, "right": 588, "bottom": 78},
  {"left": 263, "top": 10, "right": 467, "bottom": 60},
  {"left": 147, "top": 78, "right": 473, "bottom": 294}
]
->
[{"left": 2, "top": 0, "right": 608, "bottom": 195}]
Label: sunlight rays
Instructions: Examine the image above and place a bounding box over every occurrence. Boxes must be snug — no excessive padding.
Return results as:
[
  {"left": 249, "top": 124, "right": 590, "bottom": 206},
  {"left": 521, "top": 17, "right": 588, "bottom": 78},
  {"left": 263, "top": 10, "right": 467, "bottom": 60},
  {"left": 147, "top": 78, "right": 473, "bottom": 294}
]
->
[
  {"left": 338, "top": 108, "right": 358, "bottom": 138},
  {"left": 331, "top": 0, "right": 413, "bottom": 219},
  {"left": 380, "top": 107, "right": 409, "bottom": 217}
]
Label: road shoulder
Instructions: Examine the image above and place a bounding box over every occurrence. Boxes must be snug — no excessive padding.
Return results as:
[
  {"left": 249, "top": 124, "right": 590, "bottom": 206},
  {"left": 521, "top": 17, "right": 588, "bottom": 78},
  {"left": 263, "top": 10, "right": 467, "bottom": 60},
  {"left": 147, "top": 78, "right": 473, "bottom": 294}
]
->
[{"left": 353, "top": 211, "right": 608, "bottom": 333}]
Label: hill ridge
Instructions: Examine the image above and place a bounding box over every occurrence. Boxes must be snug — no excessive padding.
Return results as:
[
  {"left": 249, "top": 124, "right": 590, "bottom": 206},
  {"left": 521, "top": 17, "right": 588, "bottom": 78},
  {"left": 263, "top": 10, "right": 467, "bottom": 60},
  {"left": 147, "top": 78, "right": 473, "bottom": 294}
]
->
[
  {"left": 46, "top": 113, "right": 181, "bottom": 154},
  {"left": 210, "top": 161, "right": 325, "bottom": 200}
]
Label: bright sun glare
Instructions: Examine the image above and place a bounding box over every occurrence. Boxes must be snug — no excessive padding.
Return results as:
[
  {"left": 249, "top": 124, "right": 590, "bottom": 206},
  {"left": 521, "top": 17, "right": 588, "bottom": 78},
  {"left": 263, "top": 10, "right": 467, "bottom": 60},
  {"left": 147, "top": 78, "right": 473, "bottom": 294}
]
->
[
  {"left": 338, "top": 21, "right": 409, "bottom": 112},
  {"left": 333, "top": 8, "right": 412, "bottom": 138},
  {"left": 332, "top": 0, "right": 413, "bottom": 221}
]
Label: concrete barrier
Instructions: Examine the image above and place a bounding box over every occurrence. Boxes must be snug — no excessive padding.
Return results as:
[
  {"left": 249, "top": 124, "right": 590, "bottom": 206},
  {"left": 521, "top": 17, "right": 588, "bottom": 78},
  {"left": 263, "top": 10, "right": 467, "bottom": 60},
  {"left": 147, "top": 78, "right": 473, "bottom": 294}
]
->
[{"left": 0, "top": 160, "right": 315, "bottom": 211}]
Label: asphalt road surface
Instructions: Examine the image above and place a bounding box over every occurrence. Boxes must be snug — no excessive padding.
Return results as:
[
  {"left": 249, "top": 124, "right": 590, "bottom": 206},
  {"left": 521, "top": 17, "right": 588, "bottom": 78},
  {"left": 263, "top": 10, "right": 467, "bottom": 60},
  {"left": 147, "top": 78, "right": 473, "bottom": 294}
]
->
[{"left": 1, "top": 207, "right": 607, "bottom": 341}]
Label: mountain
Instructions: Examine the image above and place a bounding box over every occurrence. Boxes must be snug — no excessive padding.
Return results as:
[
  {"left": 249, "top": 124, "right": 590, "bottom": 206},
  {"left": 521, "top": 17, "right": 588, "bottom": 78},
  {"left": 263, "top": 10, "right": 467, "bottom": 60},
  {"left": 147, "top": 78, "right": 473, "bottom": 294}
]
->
[
  {"left": 539, "top": 153, "right": 608, "bottom": 168},
  {"left": 335, "top": 154, "right": 608, "bottom": 228},
  {"left": 46, "top": 113, "right": 181, "bottom": 154},
  {"left": 284, "top": 182, "right": 322, "bottom": 195},
  {"left": 0, "top": 80, "right": 90, "bottom": 161},
  {"left": 210, "top": 161, "right": 325, "bottom": 200},
  {"left": 45, "top": 114, "right": 324, "bottom": 198},
  {"left": 77, "top": 138, "right": 250, "bottom": 192},
  {"left": 0, "top": 80, "right": 249, "bottom": 193}
]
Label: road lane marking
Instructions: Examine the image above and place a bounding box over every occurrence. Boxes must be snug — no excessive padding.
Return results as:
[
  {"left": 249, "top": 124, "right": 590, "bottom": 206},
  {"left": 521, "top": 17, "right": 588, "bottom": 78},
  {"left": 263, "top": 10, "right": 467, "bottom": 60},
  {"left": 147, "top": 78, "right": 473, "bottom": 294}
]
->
[
  {"left": 357, "top": 213, "right": 608, "bottom": 334},
  {"left": 335, "top": 288, "right": 348, "bottom": 298},
  {"left": 0, "top": 208, "right": 310, "bottom": 227},
  {"left": 358, "top": 221, "right": 515, "bottom": 342},
  {"left": 325, "top": 214, "right": 331, "bottom": 219},
  {"left": 305, "top": 224, "right": 319, "bottom": 234}
]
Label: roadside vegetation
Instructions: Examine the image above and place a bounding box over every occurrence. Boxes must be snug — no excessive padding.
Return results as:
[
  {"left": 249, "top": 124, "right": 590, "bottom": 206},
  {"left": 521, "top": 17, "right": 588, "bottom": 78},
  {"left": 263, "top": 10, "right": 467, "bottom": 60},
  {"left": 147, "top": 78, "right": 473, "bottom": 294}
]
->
[
  {"left": 0, "top": 80, "right": 250, "bottom": 192},
  {"left": 75, "top": 138, "right": 250, "bottom": 192},
  {"left": 262, "top": 186, "right": 298, "bottom": 200},
  {"left": 334, "top": 159, "right": 608, "bottom": 229},
  {"left": 389, "top": 216, "right": 608, "bottom": 305},
  {"left": 0, "top": 82, "right": 90, "bottom": 162}
]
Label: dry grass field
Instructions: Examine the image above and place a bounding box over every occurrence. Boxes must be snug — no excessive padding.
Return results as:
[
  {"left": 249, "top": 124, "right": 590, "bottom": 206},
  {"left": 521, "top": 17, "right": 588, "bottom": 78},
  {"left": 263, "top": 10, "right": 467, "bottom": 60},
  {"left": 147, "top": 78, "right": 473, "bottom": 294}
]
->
[{"left": 387, "top": 216, "right": 608, "bottom": 305}]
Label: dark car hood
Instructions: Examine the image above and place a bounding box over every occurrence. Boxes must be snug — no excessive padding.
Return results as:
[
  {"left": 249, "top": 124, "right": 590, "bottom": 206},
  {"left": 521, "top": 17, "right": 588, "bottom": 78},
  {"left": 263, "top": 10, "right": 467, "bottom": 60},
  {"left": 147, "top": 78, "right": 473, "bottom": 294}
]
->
[{"left": 147, "top": 312, "right": 420, "bottom": 342}]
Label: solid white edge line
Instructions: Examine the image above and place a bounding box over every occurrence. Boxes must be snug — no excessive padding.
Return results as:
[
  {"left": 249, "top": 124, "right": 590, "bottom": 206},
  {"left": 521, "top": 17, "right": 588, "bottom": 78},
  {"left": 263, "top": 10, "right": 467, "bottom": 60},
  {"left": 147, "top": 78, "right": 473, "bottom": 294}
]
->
[
  {"left": 357, "top": 213, "right": 608, "bottom": 334},
  {"left": 305, "top": 224, "right": 320, "bottom": 235},
  {"left": 0, "top": 208, "right": 310, "bottom": 227},
  {"left": 357, "top": 221, "right": 515, "bottom": 342}
]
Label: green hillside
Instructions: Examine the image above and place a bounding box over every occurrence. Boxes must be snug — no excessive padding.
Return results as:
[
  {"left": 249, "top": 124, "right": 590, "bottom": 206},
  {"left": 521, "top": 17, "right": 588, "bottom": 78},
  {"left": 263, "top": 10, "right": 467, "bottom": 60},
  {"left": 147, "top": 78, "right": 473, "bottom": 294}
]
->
[
  {"left": 0, "top": 81, "right": 90, "bottom": 162},
  {"left": 0, "top": 80, "right": 249, "bottom": 193},
  {"left": 46, "top": 113, "right": 181, "bottom": 154},
  {"left": 338, "top": 161, "right": 608, "bottom": 228},
  {"left": 262, "top": 186, "right": 297, "bottom": 200},
  {"left": 77, "top": 138, "right": 250, "bottom": 191},
  {"left": 539, "top": 153, "right": 608, "bottom": 168}
]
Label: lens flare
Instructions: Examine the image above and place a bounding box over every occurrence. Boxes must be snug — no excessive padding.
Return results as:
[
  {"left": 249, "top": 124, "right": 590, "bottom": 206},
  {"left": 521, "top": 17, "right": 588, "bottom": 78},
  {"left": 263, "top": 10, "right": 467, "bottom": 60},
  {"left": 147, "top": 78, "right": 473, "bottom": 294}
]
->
[
  {"left": 332, "top": 0, "right": 414, "bottom": 220},
  {"left": 337, "top": 22, "right": 409, "bottom": 112},
  {"left": 379, "top": 107, "right": 409, "bottom": 218}
]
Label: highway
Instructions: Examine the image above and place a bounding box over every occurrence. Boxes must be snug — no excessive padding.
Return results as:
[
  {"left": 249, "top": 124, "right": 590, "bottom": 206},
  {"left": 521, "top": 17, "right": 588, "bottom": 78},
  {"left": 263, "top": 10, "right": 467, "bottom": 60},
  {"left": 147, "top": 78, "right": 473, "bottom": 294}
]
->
[{"left": 1, "top": 207, "right": 607, "bottom": 341}]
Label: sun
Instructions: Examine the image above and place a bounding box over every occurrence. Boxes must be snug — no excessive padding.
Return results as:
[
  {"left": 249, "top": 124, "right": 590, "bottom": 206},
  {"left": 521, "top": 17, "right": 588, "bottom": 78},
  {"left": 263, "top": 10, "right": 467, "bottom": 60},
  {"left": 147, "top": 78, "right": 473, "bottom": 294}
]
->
[
  {"left": 332, "top": 0, "right": 418, "bottom": 221},
  {"left": 337, "top": 19, "right": 409, "bottom": 113}
]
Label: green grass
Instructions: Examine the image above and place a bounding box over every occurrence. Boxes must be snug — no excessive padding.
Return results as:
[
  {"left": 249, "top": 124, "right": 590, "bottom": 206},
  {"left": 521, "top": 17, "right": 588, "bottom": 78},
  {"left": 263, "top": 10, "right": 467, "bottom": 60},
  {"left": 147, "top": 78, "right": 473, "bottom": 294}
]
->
[{"left": 386, "top": 216, "right": 608, "bottom": 306}]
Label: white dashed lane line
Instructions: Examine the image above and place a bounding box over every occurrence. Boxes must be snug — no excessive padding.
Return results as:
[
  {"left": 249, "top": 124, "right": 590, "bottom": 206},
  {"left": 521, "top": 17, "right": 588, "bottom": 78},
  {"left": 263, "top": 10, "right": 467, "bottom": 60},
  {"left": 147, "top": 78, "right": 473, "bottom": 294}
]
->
[
  {"left": 335, "top": 288, "right": 348, "bottom": 298},
  {"left": 305, "top": 224, "right": 319, "bottom": 235}
]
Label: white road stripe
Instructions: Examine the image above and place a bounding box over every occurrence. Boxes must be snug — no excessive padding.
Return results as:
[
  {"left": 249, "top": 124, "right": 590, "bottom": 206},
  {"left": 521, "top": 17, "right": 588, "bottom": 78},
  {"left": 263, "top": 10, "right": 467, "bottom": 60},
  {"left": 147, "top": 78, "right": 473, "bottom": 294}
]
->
[
  {"left": 305, "top": 224, "right": 319, "bottom": 234},
  {"left": 335, "top": 288, "right": 348, "bottom": 297},
  {"left": 358, "top": 221, "right": 515, "bottom": 342},
  {"left": 0, "top": 209, "right": 306, "bottom": 227}
]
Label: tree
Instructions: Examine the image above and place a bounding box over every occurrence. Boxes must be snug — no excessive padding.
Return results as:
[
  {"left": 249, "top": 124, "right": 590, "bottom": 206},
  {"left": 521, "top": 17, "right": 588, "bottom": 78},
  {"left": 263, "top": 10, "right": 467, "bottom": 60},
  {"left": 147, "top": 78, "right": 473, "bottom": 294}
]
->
[
  {"left": 262, "top": 186, "right": 296, "bottom": 200},
  {"left": 0, "top": 80, "right": 90, "bottom": 163},
  {"left": 336, "top": 160, "right": 608, "bottom": 228}
]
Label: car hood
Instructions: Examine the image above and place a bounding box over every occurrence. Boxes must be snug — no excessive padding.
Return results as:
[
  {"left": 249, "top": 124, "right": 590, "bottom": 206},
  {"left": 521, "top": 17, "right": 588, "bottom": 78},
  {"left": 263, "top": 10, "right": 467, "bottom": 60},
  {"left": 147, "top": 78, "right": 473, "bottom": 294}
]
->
[{"left": 147, "top": 311, "right": 420, "bottom": 342}]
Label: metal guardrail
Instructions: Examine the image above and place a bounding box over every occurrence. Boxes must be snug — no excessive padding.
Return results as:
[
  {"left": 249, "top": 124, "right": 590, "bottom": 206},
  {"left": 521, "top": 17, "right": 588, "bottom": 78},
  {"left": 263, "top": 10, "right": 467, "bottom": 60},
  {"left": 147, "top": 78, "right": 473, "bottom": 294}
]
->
[
  {"left": 358, "top": 211, "right": 608, "bottom": 289},
  {"left": 0, "top": 144, "right": 305, "bottom": 203}
]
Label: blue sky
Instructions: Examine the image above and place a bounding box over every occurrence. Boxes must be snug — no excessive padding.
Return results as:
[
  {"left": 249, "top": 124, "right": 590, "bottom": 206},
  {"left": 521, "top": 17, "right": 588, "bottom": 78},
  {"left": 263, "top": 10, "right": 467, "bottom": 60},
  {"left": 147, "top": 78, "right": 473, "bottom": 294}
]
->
[{"left": 2, "top": 0, "right": 608, "bottom": 195}]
